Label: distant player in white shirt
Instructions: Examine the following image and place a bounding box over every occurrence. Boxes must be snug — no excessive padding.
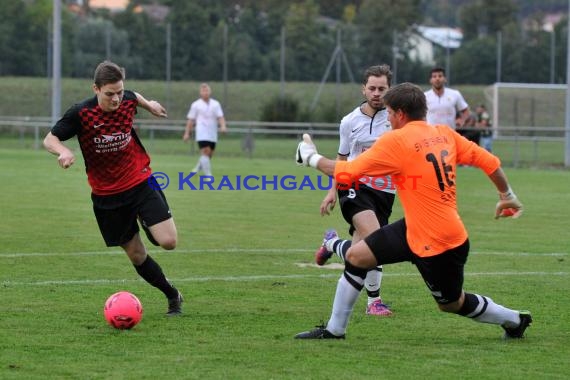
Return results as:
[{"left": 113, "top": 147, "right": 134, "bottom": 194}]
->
[
  {"left": 183, "top": 83, "right": 227, "bottom": 175},
  {"left": 424, "top": 67, "right": 470, "bottom": 129},
  {"left": 312, "top": 65, "right": 395, "bottom": 319}
]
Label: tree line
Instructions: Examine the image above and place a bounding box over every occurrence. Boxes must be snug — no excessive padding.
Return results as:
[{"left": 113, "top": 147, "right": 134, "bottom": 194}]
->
[{"left": 1, "top": 0, "right": 568, "bottom": 84}]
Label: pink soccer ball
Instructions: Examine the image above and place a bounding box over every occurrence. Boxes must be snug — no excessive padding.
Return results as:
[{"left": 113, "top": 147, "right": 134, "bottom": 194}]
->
[{"left": 104, "top": 291, "right": 143, "bottom": 330}]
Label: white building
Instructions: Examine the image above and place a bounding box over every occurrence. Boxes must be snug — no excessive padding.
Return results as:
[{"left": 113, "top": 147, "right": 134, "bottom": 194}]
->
[{"left": 408, "top": 26, "right": 463, "bottom": 65}]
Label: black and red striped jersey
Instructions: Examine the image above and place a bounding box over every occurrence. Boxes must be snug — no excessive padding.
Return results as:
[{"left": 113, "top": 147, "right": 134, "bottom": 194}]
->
[{"left": 51, "top": 90, "right": 152, "bottom": 195}]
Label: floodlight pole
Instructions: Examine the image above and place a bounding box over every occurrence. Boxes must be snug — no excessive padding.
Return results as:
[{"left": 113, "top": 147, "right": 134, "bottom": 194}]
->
[
  {"left": 335, "top": 28, "right": 342, "bottom": 118},
  {"left": 310, "top": 28, "right": 355, "bottom": 113},
  {"left": 51, "top": 0, "right": 62, "bottom": 125},
  {"left": 392, "top": 30, "right": 398, "bottom": 84},
  {"left": 550, "top": 30, "right": 556, "bottom": 84},
  {"left": 223, "top": 24, "right": 228, "bottom": 108},
  {"left": 565, "top": 0, "right": 570, "bottom": 167},
  {"left": 165, "top": 22, "right": 171, "bottom": 111},
  {"left": 280, "top": 26, "right": 286, "bottom": 99},
  {"left": 496, "top": 31, "right": 502, "bottom": 83},
  {"left": 445, "top": 28, "right": 451, "bottom": 85}
]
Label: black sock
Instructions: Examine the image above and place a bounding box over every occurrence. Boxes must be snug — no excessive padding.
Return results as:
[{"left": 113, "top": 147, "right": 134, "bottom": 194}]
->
[
  {"left": 367, "top": 289, "right": 380, "bottom": 298},
  {"left": 333, "top": 239, "right": 352, "bottom": 262},
  {"left": 458, "top": 292, "right": 488, "bottom": 318},
  {"left": 134, "top": 255, "right": 178, "bottom": 299}
]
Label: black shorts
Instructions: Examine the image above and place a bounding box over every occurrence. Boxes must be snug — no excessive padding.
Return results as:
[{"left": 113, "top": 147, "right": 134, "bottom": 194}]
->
[
  {"left": 364, "top": 219, "right": 469, "bottom": 304},
  {"left": 197, "top": 141, "right": 216, "bottom": 150},
  {"left": 91, "top": 178, "right": 172, "bottom": 247},
  {"left": 338, "top": 185, "right": 395, "bottom": 235}
]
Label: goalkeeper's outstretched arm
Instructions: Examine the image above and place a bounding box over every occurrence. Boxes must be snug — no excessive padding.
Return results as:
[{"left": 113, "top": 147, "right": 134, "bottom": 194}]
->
[
  {"left": 295, "top": 133, "right": 336, "bottom": 175},
  {"left": 488, "top": 167, "right": 523, "bottom": 219}
]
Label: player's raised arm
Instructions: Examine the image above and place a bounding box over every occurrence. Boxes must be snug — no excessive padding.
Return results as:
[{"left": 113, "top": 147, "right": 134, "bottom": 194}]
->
[{"left": 135, "top": 92, "right": 167, "bottom": 118}]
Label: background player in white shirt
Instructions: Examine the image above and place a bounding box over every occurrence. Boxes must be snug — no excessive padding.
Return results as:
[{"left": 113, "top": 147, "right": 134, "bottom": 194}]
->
[
  {"left": 183, "top": 83, "right": 227, "bottom": 175},
  {"left": 424, "top": 67, "right": 470, "bottom": 129},
  {"left": 313, "top": 65, "right": 395, "bottom": 317}
]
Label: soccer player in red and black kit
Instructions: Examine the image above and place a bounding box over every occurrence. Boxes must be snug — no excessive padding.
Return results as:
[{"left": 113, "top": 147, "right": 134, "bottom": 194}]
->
[{"left": 44, "top": 61, "right": 183, "bottom": 316}]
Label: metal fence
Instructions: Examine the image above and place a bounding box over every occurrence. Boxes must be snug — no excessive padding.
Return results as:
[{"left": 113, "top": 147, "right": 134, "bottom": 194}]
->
[{"left": 0, "top": 117, "right": 566, "bottom": 168}]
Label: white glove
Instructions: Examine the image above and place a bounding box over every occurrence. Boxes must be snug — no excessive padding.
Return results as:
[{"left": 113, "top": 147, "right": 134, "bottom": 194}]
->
[
  {"left": 296, "top": 133, "right": 323, "bottom": 168},
  {"left": 495, "top": 187, "right": 523, "bottom": 219}
]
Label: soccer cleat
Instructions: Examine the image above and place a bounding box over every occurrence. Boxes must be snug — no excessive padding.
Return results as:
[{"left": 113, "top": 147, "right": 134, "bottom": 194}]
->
[
  {"left": 502, "top": 311, "right": 532, "bottom": 339},
  {"left": 366, "top": 299, "right": 393, "bottom": 316},
  {"left": 314, "top": 229, "right": 338, "bottom": 266},
  {"left": 295, "top": 324, "right": 345, "bottom": 340},
  {"left": 166, "top": 291, "right": 184, "bottom": 316}
]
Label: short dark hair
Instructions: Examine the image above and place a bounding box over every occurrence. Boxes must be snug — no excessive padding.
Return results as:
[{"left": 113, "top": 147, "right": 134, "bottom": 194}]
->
[
  {"left": 93, "top": 61, "right": 125, "bottom": 88},
  {"left": 430, "top": 66, "right": 446, "bottom": 77},
  {"left": 363, "top": 64, "right": 392, "bottom": 86},
  {"left": 383, "top": 82, "right": 427, "bottom": 121}
]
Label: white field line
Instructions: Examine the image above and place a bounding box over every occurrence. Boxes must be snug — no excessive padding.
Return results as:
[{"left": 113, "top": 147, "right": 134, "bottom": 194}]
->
[
  {"left": 2, "top": 271, "right": 568, "bottom": 287},
  {"left": 0, "top": 248, "right": 567, "bottom": 258}
]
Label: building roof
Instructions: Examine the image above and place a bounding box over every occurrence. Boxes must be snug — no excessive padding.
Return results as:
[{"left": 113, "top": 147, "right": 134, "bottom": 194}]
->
[{"left": 416, "top": 26, "right": 463, "bottom": 49}]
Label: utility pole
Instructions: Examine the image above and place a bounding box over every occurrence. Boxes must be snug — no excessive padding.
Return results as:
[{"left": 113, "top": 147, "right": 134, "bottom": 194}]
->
[
  {"left": 51, "top": 0, "right": 62, "bottom": 124},
  {"left": 564, "top": 0, "right": 570, "bottom": 168}
]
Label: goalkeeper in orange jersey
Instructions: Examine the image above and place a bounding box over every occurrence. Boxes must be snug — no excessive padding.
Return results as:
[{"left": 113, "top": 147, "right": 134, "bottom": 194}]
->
[{"left": 294, "top": 82, "right": 530, "bottom": 340}]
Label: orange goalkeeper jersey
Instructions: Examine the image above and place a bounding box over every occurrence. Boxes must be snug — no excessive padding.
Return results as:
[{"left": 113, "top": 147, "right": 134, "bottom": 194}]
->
[{"left": 334, "top": 121, "right": 500, "bottom": 257}]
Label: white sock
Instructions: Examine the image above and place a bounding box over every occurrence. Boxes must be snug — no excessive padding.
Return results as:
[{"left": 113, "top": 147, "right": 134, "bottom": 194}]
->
[
  {"left": 327, "top": 238, "right": 350, "bottom": 262},
  {"left": 199, "top": 155, "right": 212, "bottom": 176},
  {"left": 365, "top": 267, "right": 382, "bottom": 305},
  {"left": 192, "top": 158, "right": 201, "bottom": 173},
  {"left": 467, "top": 294, "right": 521, "bottom": 328},
  {"left": 326, "top": 275, "right": 361, "bottom": 336},
  {"left": 324, "top": 237, "right": 338, "bottom": 253}
]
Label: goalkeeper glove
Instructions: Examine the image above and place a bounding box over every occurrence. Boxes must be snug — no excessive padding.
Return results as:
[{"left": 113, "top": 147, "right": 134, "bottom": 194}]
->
[
  {"left": 495, "top": 187, "right": 523, "bottom": 219},
  {"left": 296, "top": 133, "right": 323, "bottom": 168}
]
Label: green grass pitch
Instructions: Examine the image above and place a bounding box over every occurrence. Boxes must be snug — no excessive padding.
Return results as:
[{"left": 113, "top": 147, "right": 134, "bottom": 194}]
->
[{"left": 0, "top": 147, "right": 569, "bottom": 379}]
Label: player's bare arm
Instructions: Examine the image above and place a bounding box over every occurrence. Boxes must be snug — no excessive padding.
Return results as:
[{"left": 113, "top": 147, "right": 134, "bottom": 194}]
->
[
  {"left": 319, "top": 154, "right": 346, "bottom": 216},
  {"left": 457, "top": 107, "right": 470, "bottom": 127},
  {"left": 183, "top": 119, "right": 194, "bottom": 142},
  {"left": 218, "top": 116, "right": 228, "bottom": 133},
  {"left": 43, "top": 132, "right": 75, "bottom": 169},
  {"left": 134, "top": 92, "right": 167, "bottom": 118}
]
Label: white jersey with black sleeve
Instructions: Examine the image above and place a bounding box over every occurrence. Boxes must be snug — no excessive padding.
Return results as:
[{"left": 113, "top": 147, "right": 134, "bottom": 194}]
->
[{"left": 338, "top": 104, "right": 395, "bottom": 194}]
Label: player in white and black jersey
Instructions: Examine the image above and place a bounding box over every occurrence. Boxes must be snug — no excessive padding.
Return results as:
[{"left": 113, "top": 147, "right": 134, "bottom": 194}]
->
[
  {"left": 312, "top": 65, "right": 395, "bottom": 319},
  {"left": 424, "top": 67, "right": 470, "bottom": 130},
  {"left": 183, "top": 83, "right": 227, "bottom": 176}
]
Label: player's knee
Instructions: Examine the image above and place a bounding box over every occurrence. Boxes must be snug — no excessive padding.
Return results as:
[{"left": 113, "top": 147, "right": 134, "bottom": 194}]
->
[
  {"left": 160, "top": 237, "right": 177, "bottom": 250},
  {"left": 156, "top": 233, "right": 177, "bottom": 250},
  {"left": 346, "top": 249, "right": 366, "bottom": 268},
  {"left": 152, "top": 223, "right": 177, "bottom": 250},
  {"left": 346, "top": 246, "right": 376, "bottom": 269},
  {"left": 125, "top": 248, "right": 147, "bottom": 266}
]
